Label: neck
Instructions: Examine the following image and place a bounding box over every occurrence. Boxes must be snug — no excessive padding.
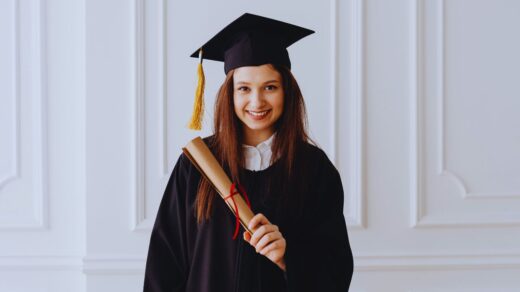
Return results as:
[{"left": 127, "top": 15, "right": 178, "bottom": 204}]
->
[{"left": 242, "top": 128, "right": 274, "bottom": 147}]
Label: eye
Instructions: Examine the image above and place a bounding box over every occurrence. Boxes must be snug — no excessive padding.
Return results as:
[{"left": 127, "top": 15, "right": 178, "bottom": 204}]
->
[
  {"left": 265, "top": 85, "right": 277, "bottom": 91},
  {"left": 236, "top": 86, "right": 249, "bottom": 92}
]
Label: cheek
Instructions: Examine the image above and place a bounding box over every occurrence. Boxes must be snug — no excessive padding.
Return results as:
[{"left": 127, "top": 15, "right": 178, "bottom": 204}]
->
[
  {"left": 233, "top": 95, "right": 244, "bottom": 115},
  {"left": 272, "top": 93, "right": 284, "bottom": 114}
]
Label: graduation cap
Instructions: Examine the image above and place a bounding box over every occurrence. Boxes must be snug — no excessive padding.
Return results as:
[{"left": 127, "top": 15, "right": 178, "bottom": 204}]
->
[{"left": 187, "top": 13, "right": 315, "bottom": 130}]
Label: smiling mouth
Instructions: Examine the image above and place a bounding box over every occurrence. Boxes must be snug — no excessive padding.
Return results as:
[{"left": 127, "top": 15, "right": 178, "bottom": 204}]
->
[{"left": 246, "top": 110, "right": 271, "bottom": 117}]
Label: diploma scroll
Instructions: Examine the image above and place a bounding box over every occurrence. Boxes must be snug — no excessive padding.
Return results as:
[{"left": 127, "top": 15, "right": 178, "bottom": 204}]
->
[{"left": 182, "top": 137, "right": 255, "bottom": 236}]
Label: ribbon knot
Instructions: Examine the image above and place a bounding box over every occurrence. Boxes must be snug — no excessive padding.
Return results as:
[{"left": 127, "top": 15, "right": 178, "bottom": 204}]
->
[{"left": 224, "top": 183, "right": 251, "bottom": 240}]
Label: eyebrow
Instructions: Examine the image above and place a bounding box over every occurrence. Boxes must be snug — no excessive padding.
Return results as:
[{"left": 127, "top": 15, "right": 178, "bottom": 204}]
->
[{"left": 235, "top": 80, "right": 280, "bottom": 85}]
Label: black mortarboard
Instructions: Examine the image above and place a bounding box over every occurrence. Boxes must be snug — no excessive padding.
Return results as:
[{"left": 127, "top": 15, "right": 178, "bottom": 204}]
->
[
  {"left": 190, "top": 13, "right": 314, "bottom": 74},
  {"left": 187, "top": 13, "right": 314, "bottom": 130}
]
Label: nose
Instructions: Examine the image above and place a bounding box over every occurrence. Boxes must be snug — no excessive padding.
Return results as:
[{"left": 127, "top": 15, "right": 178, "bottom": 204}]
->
[{"left": 249, "top": 89, "right": 264, "bottom": 107}]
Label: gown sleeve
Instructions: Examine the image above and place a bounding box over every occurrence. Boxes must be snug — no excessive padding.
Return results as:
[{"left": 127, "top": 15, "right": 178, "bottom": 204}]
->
[
  {"left": 143, "top": 154, "right": 191, "bottom": 292},
  {"left": 284, "top": 150, "right": 355, "bottom": 291}
]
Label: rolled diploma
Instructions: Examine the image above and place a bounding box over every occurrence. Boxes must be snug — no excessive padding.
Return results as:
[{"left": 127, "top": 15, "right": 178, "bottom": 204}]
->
[{"left": 182, "top": 137, "right": 255, "bottom": 236}]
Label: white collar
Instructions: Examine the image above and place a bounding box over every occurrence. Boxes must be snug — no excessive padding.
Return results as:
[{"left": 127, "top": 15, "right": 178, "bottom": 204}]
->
[{"left": 241, "top": 133, "right": 276, "bottom": 171}]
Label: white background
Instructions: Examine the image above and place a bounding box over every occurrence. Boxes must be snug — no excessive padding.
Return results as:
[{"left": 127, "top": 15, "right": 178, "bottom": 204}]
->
[{"left": 1, "top": 0, "right": 520, "bottom": 291}]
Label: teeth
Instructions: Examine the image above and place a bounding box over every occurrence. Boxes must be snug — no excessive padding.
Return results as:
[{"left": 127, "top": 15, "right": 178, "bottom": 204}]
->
[{"left": 247, "top": 110, "right": 269, "bottom": 117}]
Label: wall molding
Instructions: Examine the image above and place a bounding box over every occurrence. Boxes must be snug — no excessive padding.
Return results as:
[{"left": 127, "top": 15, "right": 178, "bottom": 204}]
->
[
  {"left": 0, "top": 0, "right": 49, "bottom": 230},
  {"left": 342, "top": 0, "right": 366, "bottom": 229},
  {"left": 431, "top": 0, "right": 520, "bottom": 201},
  {"left": 80, "top": 252, "right": 520, "bottom": 274},
  {"left": 355, "top": 251, "right": 520, "bottom": 271},
  {"left": 5, "top": 252, "right": 519, "bottom": 273},
  {"left": 329, "top": 0, "right": 339, "bottom": 165},
  {"left": 131, "top": 0, "right": 170, "bottom": 232},
  {"left": 0, "top": 0, "right": 21, "bottom": 191},
  {"left": 131, "top": 0, "right": 147, "bottom": 232},
  {"left": 409, "top": 0, "right": 520, "bottom": 228},
  {"left": 410, "top": 0, "right": 426, "bottom": 228},
  {"left": 0, "top": 255, "right": 82, "bottom": 271},
  {"left": 83, "top": 255, "right": 145, "bottom": 275}
]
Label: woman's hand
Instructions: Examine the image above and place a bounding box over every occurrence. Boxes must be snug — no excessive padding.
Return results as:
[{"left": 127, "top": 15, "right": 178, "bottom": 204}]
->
[{"left": 243, "top": 213, "right": 286, "bottom": 271}]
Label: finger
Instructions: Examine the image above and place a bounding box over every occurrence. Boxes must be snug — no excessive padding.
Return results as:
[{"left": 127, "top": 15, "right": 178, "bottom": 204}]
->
[
  {"left": 243, "top": 231, "right": 251, "bottom": 243},
  {"left": 249, "top": 224, "right": 277, "bottom": 247},
  {"left": 255, "top": 231, "right": 281, "bottom": 253},
  {"left": 248, "top": 213, "right": 270, "bottom": 231},
  {"left": 259, "top": 238, "right": 285, "bottom": 256},
  {"left": 249, "top": 224, "right": 279, "bottom": 246}
]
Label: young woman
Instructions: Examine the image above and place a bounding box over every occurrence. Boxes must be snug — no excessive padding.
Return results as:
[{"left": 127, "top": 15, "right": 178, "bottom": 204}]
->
[{"left": 143, "top": 13, "right": 354, "bottom": 292}]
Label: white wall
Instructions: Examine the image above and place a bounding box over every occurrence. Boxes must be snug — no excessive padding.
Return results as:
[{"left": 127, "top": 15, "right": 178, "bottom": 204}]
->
[
  {"left": 1, "top": 0, "right": 520, "bottom": 291},
  {"left": 0, "top": 0, "right": 86, "bottom": 291}
]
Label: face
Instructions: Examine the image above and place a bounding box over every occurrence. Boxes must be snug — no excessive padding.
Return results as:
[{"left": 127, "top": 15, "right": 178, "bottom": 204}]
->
[{"left": 233, "top": 64, "right": 284, "bottom": 145}]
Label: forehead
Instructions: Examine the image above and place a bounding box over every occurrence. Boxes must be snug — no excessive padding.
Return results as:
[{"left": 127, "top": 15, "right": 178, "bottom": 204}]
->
[{"left": 233, "top": 64, "right": 282, "bottom": 83}]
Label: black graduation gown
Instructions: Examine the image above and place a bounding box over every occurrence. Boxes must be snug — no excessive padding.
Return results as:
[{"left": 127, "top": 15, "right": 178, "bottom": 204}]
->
[{"left": 143, "top": 139, "right": 354, "bottom": 292}]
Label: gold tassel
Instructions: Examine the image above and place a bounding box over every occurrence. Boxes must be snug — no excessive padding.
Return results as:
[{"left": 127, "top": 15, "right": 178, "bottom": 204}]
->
[{"left": 188, "top": 49, "right": 205, "bottom": 130}]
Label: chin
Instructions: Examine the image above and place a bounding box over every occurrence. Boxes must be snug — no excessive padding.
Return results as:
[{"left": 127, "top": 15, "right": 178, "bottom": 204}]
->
[{"left": 245, "top": 124, "right": 272, "bottom": 131}]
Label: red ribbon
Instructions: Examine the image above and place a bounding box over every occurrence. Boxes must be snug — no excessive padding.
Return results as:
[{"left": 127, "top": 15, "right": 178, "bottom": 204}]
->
[{"left": 224, "top": 183, "right": 251, "bottom": 240}]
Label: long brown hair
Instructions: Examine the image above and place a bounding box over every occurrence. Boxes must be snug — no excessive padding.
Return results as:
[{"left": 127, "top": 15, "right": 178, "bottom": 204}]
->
[{"left": 195, "top": 64, "right": 312, "bottom": 222}]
